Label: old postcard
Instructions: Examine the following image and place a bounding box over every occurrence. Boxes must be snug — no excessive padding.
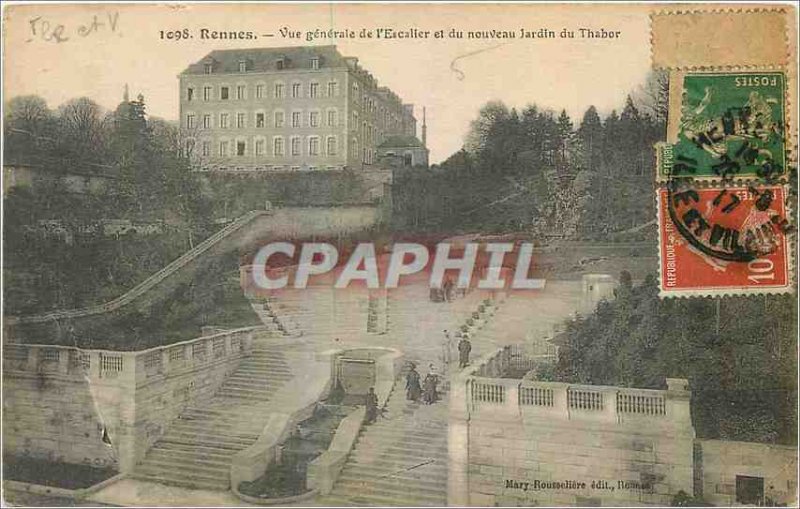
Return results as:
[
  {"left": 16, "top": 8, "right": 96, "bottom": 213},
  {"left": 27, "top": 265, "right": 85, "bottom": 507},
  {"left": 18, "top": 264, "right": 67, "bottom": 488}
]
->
[{"left": 2, "top": 2, "right": 797, "bottom": 507}]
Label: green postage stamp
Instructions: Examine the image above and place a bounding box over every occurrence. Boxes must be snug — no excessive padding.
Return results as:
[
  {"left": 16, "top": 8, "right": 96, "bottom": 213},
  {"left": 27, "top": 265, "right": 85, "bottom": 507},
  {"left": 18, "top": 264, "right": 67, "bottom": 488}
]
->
[{"left": 658, "top": 72, "right": 786, "bottom": 181}]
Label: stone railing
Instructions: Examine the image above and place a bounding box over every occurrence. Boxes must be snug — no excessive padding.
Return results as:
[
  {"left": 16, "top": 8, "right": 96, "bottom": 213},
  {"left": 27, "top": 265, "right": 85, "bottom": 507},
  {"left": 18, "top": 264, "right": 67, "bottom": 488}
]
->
[
  {"left": 14, "top": 210, "right": 271, "bottom": 325},
  {"left": 2, "top": 325, "right": 269, "bottom": 387},
  {"left": 463, "top": 347, "right": 690, "bottom": 427}
]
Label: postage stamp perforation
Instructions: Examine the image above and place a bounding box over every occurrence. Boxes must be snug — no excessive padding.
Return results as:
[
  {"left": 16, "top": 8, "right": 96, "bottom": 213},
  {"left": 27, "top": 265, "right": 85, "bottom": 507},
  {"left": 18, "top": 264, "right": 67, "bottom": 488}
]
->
[{"left": 651, "top": 7, "right": 787, "bottom": 18}]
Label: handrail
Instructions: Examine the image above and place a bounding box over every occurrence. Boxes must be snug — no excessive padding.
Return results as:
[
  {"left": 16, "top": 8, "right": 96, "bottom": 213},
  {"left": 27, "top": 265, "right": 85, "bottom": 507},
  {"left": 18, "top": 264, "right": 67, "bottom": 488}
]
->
[{"left": 16, "top": 210, "right": 271, "bottom": 324}]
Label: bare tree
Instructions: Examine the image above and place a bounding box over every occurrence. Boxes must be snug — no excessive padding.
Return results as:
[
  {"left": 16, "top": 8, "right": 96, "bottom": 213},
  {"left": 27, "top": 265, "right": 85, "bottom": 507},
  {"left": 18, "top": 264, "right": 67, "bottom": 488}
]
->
[
  {"left": 57, "top": 97, "right": 110, "bottom": 159},
  {"left": 633, "top": 70, "right": 669, "bottom": 125}
]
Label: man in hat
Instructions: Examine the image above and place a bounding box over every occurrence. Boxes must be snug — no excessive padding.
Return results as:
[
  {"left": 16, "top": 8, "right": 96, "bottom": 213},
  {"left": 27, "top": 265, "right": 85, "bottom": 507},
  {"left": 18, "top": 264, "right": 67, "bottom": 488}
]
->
[{"left": 458, "top": 335, "right": 472, "bottom": 369}]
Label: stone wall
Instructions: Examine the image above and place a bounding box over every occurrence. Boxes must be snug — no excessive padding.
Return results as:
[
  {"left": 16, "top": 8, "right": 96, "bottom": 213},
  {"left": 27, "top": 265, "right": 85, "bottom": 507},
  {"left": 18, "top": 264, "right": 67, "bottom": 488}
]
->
[
  {"left": 2, "top": 326, "right": 272, "bottom": 472},
  {"left": 448, "top": 348, "right": 695, "bottom": 506},
  {"left": 697, "top": 439, "right": 797, "bottom": 506}
]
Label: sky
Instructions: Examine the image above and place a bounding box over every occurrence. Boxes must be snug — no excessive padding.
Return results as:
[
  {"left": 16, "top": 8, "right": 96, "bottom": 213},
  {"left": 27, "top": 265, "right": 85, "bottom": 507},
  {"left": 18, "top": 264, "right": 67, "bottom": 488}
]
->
[{"left": 3, "top": 3, "right": 653, "bottom": 163}]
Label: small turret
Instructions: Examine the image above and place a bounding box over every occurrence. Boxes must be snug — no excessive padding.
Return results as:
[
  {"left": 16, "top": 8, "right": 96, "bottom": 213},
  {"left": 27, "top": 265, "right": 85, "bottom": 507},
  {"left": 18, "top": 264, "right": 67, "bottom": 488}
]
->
[{"left": 422, "top": 107, "right": 427, "bottom": 148}]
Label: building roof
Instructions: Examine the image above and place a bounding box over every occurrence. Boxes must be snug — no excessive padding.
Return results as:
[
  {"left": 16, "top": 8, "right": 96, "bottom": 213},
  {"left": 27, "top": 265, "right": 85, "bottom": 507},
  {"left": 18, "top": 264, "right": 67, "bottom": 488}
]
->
[
  {"left": 378, "top": 135, "right": 425, "bottom": 149},
  {"left": 181, "top": 46, "right": 347, "bottom": 75}
]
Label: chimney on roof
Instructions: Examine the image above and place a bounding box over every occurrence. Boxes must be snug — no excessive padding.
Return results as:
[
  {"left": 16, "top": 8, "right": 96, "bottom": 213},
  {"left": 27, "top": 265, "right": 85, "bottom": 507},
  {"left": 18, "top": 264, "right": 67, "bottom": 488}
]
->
[
  {"left": 123, "top": 83, "right": 129, "bottom": 103},
  {"left": 422, "top": 107, "right": 427, "bottom": 148}
]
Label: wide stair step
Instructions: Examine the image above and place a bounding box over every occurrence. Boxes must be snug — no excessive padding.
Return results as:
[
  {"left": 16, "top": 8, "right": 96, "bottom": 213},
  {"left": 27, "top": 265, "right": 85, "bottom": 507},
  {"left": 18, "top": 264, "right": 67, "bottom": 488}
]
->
[
  {"left": 320, "top": 374, "right": 449, "bottom": 506},
  {"left": 132, "top": 470, "right": 230, "bottom": 491},
  {"left": 133, "top": 348, "right": 293, "bottom": 491}
]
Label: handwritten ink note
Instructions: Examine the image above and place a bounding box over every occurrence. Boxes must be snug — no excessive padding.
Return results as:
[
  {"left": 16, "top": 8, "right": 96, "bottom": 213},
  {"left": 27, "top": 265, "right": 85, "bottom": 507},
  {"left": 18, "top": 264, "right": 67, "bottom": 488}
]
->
[{"left": 26, "top": 11, "right": 120, "bottom": 43}]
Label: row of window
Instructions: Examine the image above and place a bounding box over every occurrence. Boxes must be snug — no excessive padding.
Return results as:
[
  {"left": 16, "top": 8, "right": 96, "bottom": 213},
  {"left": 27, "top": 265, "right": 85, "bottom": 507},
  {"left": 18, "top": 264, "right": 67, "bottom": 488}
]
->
[
  {"left": 186, "top": 109, "right": 339, "bottom": 130},
  {"left": 187, "top": 81, "right": 338, "bottom": 102},
  {"left": 187, "top": 135, "right": 341, "bottom": 158},
  {"left": 204, "top": 57, "right": 321, "bottom": 75}
]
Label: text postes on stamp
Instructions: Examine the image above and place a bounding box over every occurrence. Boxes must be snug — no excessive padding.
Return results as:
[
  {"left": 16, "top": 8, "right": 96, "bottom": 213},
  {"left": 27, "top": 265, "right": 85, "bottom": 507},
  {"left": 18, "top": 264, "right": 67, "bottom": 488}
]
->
[
  {"left": 657, "top": 185, "right": 791, "bottom": 296},
  {"left": 658, "top": 72, "right": 786, "bottom": 182}
]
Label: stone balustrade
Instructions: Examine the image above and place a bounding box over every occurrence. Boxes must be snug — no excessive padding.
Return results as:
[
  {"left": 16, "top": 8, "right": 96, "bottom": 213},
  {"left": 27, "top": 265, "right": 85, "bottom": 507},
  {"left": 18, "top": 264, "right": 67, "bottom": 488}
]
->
[
  {"left": 3, "top": 326, "right": 267, "bottom": 387},
  {"left": 464, "top": 346, "right": 690, "bottom": 427}
]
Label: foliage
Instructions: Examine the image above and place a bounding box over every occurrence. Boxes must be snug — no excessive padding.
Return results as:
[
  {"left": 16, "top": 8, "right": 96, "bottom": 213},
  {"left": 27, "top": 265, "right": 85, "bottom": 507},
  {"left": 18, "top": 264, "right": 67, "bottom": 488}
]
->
[
  {"left": 391, "top": 71, "right": 667, "bottom": 238},
  {"left": 554, "top": 274, "right": 797, "bottom": 445},
  {"left": 3, "top": 93, "right": 213, "bottom": 316}
]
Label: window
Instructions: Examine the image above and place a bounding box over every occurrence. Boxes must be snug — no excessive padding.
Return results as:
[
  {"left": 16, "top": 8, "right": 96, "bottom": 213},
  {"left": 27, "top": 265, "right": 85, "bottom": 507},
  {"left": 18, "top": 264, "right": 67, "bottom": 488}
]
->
[
  {"left": 203, "top": 86, "right": 212, "bottom": 101},
  {"left": 308, "top": 137, "right": 319, "bottom": 156},
  {"left": 352, "top": 111, "right": 358, "bottom": 129},
  {"left": 291, "top": 166, "right": 301, "bottom": 171},
  {"left": 202, "top": 141, "right": 210, "bottom": 156},
  {"left": 292, "top": 111, "right": 301, "bottom": 128},
  {"left": 327, "top": 109, "right": 337, "bottom": 127},
  {"left": 202, "top": 114, "right": 211, "bottom": 129},
  {"left": 237, "top": 113, "right": 246, "bottom": 128},
  {"left": 237, "top": 141, "right": 246, "bottom": 156},
  {"left": 309, "top": 82, "right": 319, "bottom": 98},
  {"left": 276, "top": 58, "right": 285, "bottom": 70},
  {"left": 238, "top": 60, "right": 247, "bottom": 72},
  {"left": 187, "top": 88, "right": 194, "bottom": 101},
  {"left": 220, "top": 86, "right": 229, "bottom": 100},
  {"left": 255, "top": 139, "right": 265, "bottom": 156},
  {"left": 185, "top": 139, "right": 195, "bottom": 156},
  {"left": 327, "top": 81, "right": 337, "bottom": 97},
  {"left": 311, "top": 57, "right": 320, "bottom": 70},
  {"left": 219, "top": 141, "right": 228, "bottom": 156},
  {"left": 186, "top": 114, "right": 195, "bottom": 129},
  {"left": 291, "top": 83, "right": 301, "bottom": 98},
  {"left": 236, "top": 85, "right": 246, "bottom": 100},
  {"left": 256, "top": 84, "right": 264, "bottom": 99},
  {"left": 204, "top": 63, "right": 213, "bottom": 74},
  {"left": 219, "top": 113, "right": 229, "bottom": 128},
  {"left": 291, "top": 137, "right": 301, "bottom": 156},
  {"left": 274, "top": 111, "right": 285, "bottom": 128},
  {"left": 308, "top": 166, "right": 317, "bottom": 171},
  {"left": 256, "top": 113, "right": 265, "bottom": 128},
  {"left": 309, "top": 111, "right": 319, "bottom": 128},
  {"left": 274, "top": 83, "right": 284, "bottom": 98},
  {"left": 273, "top": 137, "right": 284, "bottom": 156},
  {"left": 327, "top": 136, "right": 337, "bottom": 156},
  {"left": 351, "top": 138, "right": 358, "bottom": 158}
]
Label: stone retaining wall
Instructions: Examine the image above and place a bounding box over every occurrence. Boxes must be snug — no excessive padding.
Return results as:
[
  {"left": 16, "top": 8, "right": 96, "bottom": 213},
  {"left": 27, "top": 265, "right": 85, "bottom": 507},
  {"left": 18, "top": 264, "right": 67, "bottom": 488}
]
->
[{"left": 2, "top": 326, "right": 272, "bottom": 472}]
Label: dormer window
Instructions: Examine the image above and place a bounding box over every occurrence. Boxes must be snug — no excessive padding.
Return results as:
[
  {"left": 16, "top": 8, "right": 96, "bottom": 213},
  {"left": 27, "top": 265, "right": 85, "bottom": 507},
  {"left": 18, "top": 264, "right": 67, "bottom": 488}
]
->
[
  {"left": 276, "top": 58, "right": 285, "bottom": 70},
  {"left": 204, "top": 63, "right": 213, "bottom": 74},
  {"left": 238, "top": 60, "right": 247, "bottom": 73},
  {"left": 311, "top": 57, "right": 320, "bottom": 70}
]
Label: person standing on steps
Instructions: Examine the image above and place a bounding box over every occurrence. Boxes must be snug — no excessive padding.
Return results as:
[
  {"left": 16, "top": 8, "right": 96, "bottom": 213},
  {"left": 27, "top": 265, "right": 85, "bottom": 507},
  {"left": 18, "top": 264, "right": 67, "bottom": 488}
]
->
[
  {"left": 365, "top": 387, "right": 379, "bottom": 424},
  {"left": 458, "top": 335, "right": 472, "bottom": 368},
  {"left": 406, "top": 362, "right": 422, "bottom": 402},
  {"left": 441, "top": 329, "right": 453, "bottom": 372},
  {"left": 422, "top": 364, "right": 440, "bottom": 405}
]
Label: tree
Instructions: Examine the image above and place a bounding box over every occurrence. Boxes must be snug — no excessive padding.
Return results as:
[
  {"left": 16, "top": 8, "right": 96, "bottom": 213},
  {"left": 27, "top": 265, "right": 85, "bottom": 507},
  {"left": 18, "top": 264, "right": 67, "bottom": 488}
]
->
[
  {"left": 57, "top": 97, "right": 110, "bottom": 162},
  {"left": 635, "top": 70, "right": 670, "bottom": 125},
  {"left": 4, "top": 95, "right": 56, "bottom": 160}
]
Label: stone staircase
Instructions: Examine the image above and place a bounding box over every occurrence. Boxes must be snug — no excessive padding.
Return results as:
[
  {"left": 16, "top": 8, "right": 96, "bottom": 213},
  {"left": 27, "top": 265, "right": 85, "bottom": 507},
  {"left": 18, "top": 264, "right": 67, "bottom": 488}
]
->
[
  {"left": 131, "top": 346, "right": 293, "bottom": 490},
  {"left": 317, "top": 377, "right": 449, "bottom": 506}
]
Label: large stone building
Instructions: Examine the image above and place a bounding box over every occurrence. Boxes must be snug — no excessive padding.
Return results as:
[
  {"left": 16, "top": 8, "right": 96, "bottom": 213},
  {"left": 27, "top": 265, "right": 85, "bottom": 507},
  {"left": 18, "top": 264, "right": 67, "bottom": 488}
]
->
[{"left": 179, "top": 45, "right": 422, "bottom": 172}]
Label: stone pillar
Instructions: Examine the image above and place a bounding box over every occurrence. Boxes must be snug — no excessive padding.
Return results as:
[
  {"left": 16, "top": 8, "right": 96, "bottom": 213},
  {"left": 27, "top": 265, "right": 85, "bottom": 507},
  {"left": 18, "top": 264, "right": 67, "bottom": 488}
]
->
[
  {"left": 26, "top": 346, "right": 39, "bottom": 371},
  {"left": 448, "top": 373, "right": 471, "bottom": 506},
  {"left": 57, "top": 349, "right": 69, "bottom": 375}
]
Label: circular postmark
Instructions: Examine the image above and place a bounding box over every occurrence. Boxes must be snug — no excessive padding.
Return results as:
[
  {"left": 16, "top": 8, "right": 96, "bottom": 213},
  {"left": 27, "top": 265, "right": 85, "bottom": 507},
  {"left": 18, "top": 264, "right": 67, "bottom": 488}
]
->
[
  {"left": 664, "top": 178, "right": 791, "bottom": 263},
  {"left": 661, "top": 71, "right": 793, "bottom": 264}
]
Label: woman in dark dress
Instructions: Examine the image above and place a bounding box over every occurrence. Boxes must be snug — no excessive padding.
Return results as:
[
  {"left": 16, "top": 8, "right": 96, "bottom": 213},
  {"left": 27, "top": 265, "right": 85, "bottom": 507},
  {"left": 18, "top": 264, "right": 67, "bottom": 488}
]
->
[
  {"left": 406, "top": 363, "right": 422, "bottom": 401},
  {"left": 365, "top": 387, "right": 379, "bottom": 424},
  {"left": 422, "top": 368, "right": 439, "bottom": 405}
]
